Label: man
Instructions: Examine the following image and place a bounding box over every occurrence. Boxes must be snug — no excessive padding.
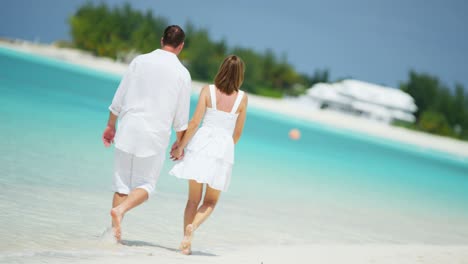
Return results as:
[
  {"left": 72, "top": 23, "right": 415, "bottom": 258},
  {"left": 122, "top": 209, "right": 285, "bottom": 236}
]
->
[{"left": 102, "top": 25, "right": 191, "bottom": 241}]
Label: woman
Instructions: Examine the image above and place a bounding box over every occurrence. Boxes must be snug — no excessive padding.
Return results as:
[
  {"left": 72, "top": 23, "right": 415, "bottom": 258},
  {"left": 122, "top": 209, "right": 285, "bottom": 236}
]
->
[{"left": 169, "top": 55, "right": 248, "bottom": 254}]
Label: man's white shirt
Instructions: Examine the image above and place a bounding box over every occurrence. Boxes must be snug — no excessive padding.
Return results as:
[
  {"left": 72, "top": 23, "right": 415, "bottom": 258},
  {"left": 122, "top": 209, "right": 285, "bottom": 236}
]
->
[{"left": 109, "top": 49, "right": 191, "bottom": 157}]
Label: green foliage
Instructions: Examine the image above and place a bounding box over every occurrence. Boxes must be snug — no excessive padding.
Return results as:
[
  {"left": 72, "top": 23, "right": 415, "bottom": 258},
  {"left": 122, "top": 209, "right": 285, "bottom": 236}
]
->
[
  {"left": 392, "top": 120, "right": 418, "bottom": 130},
  {"left": 400, "top": 71, "right": 468, "bottom": 140},
  {"left": 418, "top": 111, "right": 456, "bottom": 137},
  {"left": 68, "top": 2, "right": 318, "bottom": 98},
  {"left": 252, "top": 86, "right": 284, "bottom": 98},
  {"left": 183, "top": 28, "right": 226, "bottom": 82},
  {"left": 54, "top": 40, "right": 74, "bottom": 48},
  {"left": 69, "top": 2, "right": 167, "bottom": 58},
  {"left": 305, "top": 68, "right": 330, "bottom": 87},
  {"left": 400, "top": 71, "right": 439, "bottom": 119}
]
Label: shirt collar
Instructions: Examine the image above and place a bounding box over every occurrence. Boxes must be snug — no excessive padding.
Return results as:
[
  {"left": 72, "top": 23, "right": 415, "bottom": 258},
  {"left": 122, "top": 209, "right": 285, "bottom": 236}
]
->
[{"left": 155, "top": 49, "right": 177, "bottom": 57}]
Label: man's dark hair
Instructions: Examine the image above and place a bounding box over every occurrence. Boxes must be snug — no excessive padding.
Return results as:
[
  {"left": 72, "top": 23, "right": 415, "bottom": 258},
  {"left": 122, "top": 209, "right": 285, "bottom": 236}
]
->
[{"left": 162, "top": 25, "right": 185, "bottom": 48}]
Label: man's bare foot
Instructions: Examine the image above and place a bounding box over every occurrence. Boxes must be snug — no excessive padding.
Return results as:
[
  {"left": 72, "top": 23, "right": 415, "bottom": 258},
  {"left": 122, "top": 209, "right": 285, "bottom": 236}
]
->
[
  {"left": 110, "top": 207, "right": 123, "bottom": 242},
  {"left": 179, "top": 224, "right": 194, "bottom": 255}
]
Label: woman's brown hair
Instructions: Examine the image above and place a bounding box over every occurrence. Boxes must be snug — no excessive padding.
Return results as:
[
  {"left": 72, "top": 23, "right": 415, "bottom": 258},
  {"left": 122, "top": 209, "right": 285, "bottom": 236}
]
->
[{"left": 214, "top": 55, "right": 245, "bottom": 95}]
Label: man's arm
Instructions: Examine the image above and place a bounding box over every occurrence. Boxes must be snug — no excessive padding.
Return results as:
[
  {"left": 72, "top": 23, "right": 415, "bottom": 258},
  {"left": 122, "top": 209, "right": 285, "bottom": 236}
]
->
[
  {"left": 172, "top": 74, "right": 192, "bottom": 133},
  {"left": 103, "top": 59, "right": 136, "bottom": 147},
  {"left": 109, "top": 61, "right": 135, "bottom": 116},
  {"left": 170, "top": 74, "right": 192, "bottom": 159}
]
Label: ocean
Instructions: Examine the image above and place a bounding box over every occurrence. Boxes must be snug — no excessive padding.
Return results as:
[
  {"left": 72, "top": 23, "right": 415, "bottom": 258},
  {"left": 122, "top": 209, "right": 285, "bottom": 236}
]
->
[{"left": 1, "top": 46, "right": 468, "bottom": 263}]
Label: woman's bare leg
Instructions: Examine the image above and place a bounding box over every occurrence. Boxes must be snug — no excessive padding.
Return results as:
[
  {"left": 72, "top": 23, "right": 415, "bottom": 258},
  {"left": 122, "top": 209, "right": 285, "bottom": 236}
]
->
[
  {"left": 184, "top": 180, "right": 203, "bottom": 234},
  {"left": 180, "top": 180, "right": 203, "bottom": 254},
  {"left": 192, "top": 185, "right": 220, "bottom": 229},
  {"left": 182, "top": 185, "right": 221, "bottom": 255}
]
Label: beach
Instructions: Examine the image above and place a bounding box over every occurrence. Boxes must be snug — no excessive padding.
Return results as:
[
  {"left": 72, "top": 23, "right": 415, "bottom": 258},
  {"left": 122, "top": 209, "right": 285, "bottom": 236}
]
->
[
  {"left": 25, "top": 245, "right": 468, "bottom": 264},
  {"left": 1, "top": 39, "right": 468, "bottom": 264}
]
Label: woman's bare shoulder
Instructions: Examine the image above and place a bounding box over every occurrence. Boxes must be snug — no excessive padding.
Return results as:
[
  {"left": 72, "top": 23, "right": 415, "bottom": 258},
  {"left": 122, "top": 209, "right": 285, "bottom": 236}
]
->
[
  {"left": 242, "top": 92, "right": 248, "bottom": 103},
  {"left": 200, "top": 85, "right": 211, "bottom": 95}
]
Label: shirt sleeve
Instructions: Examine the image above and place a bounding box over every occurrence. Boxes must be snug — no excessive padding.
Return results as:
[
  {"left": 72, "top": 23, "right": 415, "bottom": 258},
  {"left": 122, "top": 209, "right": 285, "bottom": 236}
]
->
[
  {"left": 173, "top": 73, "right": 192, "bottom": 132},
  {"left": 108, "top": 60, "right": 137, "bottom": 116}
]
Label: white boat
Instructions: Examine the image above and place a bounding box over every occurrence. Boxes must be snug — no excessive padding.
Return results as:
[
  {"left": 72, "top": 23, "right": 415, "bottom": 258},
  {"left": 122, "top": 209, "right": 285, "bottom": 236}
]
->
[{"left": 302, "top": 79, "right": 417, "bottom": 123}]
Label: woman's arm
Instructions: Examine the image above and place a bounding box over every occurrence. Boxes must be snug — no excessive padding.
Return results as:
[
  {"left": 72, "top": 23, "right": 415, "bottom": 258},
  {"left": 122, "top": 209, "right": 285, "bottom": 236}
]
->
[
  {"left": 171, "top": 86, "right": 209, "bottom": 159},
  {"left": 233, "top": 95, "right": 248, "bottom": 144}
]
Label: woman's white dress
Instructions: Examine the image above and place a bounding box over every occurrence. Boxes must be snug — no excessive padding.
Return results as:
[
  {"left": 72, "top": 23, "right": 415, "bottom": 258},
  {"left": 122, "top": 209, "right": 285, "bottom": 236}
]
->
[{"left": 169, "top": 85, "right": 244, "bottom": 192}]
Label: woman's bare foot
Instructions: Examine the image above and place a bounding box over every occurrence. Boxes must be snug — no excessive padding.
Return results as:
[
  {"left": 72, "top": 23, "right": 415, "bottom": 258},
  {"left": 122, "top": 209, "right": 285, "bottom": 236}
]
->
[
  {"left": 110, "top": 208, "right": 123, "bottom": 242},
  {"left": 179, "top": 224, "right": 194, "bottom": 255}
]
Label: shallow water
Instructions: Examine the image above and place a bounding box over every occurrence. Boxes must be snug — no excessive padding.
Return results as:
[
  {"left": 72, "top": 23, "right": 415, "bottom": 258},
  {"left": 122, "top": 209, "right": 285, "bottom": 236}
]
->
[{"left": 1, "top": 46, "right": 468, "bottom": 262}]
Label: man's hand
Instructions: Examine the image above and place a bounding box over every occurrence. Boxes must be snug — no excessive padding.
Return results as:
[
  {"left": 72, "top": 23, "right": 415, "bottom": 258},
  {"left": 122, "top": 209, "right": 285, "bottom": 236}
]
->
[
  {"left": 170, "top": 141, "right": 184, "bottom": 161},
  {"left": 102, "top": 125, "right": 116, "bottom": 147}
]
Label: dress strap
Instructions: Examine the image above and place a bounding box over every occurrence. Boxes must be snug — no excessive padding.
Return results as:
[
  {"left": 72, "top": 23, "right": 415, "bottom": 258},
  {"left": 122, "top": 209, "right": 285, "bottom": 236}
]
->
[
  {"left": 209, "top": 84, "right": 217, "bottom": 110},
  {"left": 230, "top": 90, "right": 245, "bottom": 114}
]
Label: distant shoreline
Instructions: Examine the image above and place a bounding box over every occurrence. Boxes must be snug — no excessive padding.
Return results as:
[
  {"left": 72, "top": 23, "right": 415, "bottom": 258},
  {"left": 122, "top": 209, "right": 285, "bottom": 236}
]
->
[{"left": 2, "top": 38, "right": 468, "bottom": 158}]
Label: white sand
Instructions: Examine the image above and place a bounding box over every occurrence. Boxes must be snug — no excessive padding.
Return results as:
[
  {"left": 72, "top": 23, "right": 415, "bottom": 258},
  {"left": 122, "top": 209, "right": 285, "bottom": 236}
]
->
[
  {"left": 2, "top": 39, "right": 468, "bottom": 263},
  {"left": 38, "top": 245, "right": 468, "bottom": 264},
  {"left": 1, "top": 39, "right": 468, "bottom": 159}
]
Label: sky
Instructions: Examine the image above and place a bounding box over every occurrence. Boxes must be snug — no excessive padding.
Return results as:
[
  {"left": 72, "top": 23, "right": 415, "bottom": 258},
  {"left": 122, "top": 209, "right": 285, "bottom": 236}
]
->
[{"left": 1, "top": 0, "right": 467, "bottom": 89}]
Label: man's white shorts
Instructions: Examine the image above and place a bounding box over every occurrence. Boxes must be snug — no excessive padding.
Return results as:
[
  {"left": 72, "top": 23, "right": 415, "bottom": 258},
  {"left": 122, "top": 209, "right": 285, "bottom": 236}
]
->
[{"left": 112, "top": 148, "right": 165, "bottom": 196}]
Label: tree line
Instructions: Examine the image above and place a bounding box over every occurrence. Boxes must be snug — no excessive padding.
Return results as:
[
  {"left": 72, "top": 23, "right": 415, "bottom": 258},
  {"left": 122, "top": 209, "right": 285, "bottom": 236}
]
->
[
  {"left": 399, "top": 71, "right": 468, "bottom": 140},
  {"left": 68, "top": 2, "right": 328, "bottom": 98}
]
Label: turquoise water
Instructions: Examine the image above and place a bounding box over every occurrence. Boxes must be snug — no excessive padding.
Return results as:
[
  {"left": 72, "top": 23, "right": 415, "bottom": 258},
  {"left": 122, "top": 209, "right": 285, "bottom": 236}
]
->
[{"left": 1, "top": 46, "right": 468, "bottom": 261}]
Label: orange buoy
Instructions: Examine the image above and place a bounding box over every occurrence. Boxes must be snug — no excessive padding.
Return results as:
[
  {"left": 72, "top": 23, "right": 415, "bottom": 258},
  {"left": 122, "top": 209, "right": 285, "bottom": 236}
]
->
[{"left": 289, "top": 128, "right": 301, "bottom": 140}]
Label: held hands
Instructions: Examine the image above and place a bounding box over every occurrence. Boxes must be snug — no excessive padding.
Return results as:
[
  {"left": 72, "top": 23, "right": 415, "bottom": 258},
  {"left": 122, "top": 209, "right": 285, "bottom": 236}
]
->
[
  {"left": 102, "top": 125, "right": 116, "bottom": 147},
  {"left": 170, "top": 141, "right": 185, "bottom": 161}
]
